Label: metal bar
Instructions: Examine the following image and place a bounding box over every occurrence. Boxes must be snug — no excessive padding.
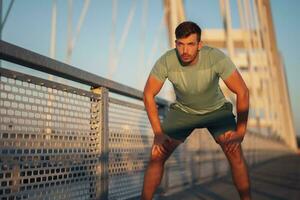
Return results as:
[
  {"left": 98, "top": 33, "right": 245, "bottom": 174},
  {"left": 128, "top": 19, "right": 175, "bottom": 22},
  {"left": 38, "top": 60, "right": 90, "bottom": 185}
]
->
[
  {"left": 92, "top": 87, "right": 109, "bottom": 199},
  {"left": 0, "top": 0, "right": 15, "bottom": 33},
  {"left": 66, "top": 0, "right": 72, "bottom": 62},
  {"left": 0, "top": 67, "right": 99, "bottom": 98},
  {"left": 50, "top": 0, "right": 57, "bottom": 59},
  {"left": 66, "top": 0, "right": 90, "bottom": 64},
  {"left": 0, "top": 0, "right": 2, "bottom": 39},
  {"left": 0, "top": 40, "right": 168, "bottom": 106},
  {"left": 108, "top": 0, "right": 137, "bottom": 79},
  {"left": 109, "top": 97, "right": 145, "bottom": 111},
  {"left": 108, "top": 0, "right": 117, "bottom": 78}
]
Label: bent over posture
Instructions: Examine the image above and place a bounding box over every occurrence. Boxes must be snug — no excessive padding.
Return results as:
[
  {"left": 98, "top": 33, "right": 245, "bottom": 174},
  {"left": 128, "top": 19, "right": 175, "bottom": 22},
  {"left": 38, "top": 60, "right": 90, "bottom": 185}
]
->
[{"left": 141, "top": 21, "right": 251, "bottom": 200}]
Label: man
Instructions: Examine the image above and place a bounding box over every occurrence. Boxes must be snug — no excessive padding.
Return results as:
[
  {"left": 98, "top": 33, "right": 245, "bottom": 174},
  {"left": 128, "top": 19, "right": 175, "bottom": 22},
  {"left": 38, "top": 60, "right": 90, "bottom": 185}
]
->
[{"left": 142, "top": 21, "right": 251, "bottom": 200}]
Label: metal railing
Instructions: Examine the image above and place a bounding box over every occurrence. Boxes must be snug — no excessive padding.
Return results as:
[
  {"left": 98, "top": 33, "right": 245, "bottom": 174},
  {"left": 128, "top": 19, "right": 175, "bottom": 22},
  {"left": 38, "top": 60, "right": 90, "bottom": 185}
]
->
[{"left": 0, "top": 40, "right": 293, "bottom": 200}]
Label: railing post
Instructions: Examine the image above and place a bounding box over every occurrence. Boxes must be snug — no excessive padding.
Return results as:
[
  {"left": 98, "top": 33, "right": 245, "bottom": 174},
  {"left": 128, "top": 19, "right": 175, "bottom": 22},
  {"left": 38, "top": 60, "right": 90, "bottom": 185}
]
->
[{"left": 92, "top": 87, "right": 109, "bottom": 200}]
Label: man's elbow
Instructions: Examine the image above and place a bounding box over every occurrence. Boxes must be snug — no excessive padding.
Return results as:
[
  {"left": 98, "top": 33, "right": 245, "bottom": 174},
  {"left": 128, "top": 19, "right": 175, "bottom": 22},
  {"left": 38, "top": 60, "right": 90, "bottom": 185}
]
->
[
  {"left": 239, "top": 87, "right": 249, "bottom": 100},
  {"left": 143, "top": 91, "right": 155, "bottom": 103}
]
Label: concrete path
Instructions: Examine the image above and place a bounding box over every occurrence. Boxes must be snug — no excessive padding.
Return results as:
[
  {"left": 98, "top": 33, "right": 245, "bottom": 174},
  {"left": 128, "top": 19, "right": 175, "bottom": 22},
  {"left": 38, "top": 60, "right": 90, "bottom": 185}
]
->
[{"left": 159, "top": 154, "right": 300, "bottom": 200}]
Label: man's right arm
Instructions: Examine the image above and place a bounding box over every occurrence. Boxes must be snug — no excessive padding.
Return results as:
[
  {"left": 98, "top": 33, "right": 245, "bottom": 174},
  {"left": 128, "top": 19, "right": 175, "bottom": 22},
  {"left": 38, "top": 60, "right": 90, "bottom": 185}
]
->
[{"left": 143, "top": 75, "right": 165, "bottom": 136}]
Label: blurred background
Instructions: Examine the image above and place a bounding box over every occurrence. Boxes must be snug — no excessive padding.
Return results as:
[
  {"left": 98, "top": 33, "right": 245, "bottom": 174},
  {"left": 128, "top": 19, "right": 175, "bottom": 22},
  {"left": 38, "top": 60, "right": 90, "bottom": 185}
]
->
[{"left": 1, "top": 0, "right": 300, "bottom": 199}]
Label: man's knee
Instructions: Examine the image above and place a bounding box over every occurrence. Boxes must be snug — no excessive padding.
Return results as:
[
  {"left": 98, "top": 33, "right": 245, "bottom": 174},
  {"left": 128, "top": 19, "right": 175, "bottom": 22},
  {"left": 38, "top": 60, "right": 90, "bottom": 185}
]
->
[
  {"left": 150, "top": 146, "right": 169, "bottom": 163},
  {"left": 223, "top": 145, "right": 244, "bottom": 165},
  {"left": 150, "top": 152, "right": 166, "bottom": 164},
  {"left": 215, "top": 130, "right": 232, "bottom": 144},
  {"left": 150, "top": 142, "right": 179, "bottom": 163}
]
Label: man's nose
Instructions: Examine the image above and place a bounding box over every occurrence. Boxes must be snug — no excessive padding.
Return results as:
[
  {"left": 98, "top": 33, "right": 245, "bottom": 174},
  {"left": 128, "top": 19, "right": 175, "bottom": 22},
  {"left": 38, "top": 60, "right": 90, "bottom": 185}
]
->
[{"left": 183, "top": 45, "right": 187, "bottom": 53}]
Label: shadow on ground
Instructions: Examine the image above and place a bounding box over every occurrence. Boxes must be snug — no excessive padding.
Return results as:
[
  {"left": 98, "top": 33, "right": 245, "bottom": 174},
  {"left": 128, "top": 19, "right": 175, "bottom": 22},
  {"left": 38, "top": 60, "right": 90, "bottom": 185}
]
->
[{"left": 158, "top": 154, "right": 300, "bottom": 200}]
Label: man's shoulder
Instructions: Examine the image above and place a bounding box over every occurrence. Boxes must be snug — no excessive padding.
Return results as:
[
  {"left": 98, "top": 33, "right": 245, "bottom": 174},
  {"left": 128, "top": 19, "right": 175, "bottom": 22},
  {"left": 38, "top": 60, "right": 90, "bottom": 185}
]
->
[
  {"left": 161, "top": 48, "right": 177, "bottom": 60},
  {"left": 202, "top": 45, "right": 225, "bottom": 56},
  {"left": 202, "top": 45, "right": 227, "bottom": 63},
  {"left": 156, "top": 49, "right": 178, "bottom": 69}
]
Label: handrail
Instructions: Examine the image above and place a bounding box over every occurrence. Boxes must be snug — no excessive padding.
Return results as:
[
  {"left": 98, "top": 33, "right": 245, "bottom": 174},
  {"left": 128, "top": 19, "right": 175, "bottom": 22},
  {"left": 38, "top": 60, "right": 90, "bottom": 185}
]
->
[{"left": 0, "top": 40, "right": 168, "bottom": 106}]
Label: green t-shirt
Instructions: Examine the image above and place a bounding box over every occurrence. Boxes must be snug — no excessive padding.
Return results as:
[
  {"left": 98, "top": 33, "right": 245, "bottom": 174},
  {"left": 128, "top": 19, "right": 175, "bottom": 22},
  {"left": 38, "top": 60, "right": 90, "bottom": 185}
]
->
[{"left": 150, "top": 46, "right": 236, "bottom": 114}]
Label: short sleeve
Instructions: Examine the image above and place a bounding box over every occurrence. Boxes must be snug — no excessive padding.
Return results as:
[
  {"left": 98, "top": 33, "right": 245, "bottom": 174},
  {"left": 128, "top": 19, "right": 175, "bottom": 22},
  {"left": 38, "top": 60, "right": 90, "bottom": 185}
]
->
[
  {"left": 213, "top": 56, "right": 236, "bottom": 80},
  {"left": 150, "top": 56, "right": 168, "bottom": 82}
]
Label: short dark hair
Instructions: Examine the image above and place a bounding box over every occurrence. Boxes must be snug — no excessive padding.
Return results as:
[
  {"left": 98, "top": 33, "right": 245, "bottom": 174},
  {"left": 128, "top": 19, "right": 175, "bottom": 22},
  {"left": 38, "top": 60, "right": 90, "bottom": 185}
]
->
[{"left": 175, "top": 21, "right": 202, "bottom": 42}]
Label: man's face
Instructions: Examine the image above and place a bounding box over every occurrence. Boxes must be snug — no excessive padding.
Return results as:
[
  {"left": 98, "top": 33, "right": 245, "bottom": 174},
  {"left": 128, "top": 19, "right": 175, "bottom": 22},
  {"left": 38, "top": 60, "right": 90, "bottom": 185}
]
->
[{"left": 175, "top": 33, "right": 202, "bottom": 65}]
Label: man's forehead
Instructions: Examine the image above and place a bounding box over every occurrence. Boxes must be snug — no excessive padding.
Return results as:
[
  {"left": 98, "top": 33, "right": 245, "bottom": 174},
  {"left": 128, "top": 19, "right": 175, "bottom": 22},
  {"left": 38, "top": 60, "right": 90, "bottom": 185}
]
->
[{"left": 176, "top": 34, "right": 198, "bottom": 43}]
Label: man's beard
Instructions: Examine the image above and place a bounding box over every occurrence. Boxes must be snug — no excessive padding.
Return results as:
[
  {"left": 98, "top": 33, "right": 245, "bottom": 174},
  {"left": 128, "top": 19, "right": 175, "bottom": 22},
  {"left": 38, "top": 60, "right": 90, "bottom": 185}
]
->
[{"left": 179, "top": 53, "right": 198, "bottom": 66}]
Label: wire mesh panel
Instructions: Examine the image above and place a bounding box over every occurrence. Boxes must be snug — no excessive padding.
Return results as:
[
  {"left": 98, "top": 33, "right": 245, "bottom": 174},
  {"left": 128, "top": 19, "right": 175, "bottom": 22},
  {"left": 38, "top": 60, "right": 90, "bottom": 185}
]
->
[
  {"left": 0, "top": 73, "right": 102, "bottom": 200},
  {"left": 108, "top": 98, "right": 154, "bottom": 200}
]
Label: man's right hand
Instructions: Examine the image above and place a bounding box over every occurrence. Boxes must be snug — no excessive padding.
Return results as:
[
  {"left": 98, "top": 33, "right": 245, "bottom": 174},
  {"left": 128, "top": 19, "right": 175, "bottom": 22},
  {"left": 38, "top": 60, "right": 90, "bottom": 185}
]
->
[{"left": 152, "top": 134, "right": 171, "bottom": 156}]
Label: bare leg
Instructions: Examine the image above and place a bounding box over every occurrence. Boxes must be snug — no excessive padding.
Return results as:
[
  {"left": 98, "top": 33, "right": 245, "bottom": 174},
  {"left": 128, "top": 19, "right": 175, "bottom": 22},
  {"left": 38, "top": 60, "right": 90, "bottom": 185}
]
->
[
  {"left": 217, "top": 133, "right": 251, "bottom": 200},
  {"left": 141, "top": 138, "right": 181, "bottom": 200}
]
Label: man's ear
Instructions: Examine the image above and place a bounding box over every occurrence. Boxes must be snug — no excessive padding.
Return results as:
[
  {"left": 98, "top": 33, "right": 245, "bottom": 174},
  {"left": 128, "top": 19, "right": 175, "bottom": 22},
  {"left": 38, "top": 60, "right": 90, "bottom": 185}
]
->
[{"left": 198, "top": 41, "right": 203, "bottom": 50}]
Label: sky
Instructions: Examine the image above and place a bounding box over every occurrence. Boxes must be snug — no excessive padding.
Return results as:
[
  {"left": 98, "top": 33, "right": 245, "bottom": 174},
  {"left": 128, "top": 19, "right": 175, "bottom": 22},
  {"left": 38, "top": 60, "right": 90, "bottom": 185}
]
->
[{"left": 2, "top": 0, "right": 300, "bottom": 136}]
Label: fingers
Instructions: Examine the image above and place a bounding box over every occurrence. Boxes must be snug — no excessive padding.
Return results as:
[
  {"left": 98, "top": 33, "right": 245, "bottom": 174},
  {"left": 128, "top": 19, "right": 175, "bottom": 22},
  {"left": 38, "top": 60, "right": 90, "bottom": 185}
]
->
[
  {"left": 232, "top": 143, "right": 240, "bottom": 153},
  {"left": 216, "top": 131, "right": 242, "bottom": 154},
  {"left": 224, "top": 132, "right": 232, "bottom": 152},
  {"left": 152, "top": 144, "right": 167, "bottom": 156},
  {"left": 224, "top": 131, "right": 243, "bottom": 144},
  {"left": 222, "top": 132, "right": 238, "bottom": 153},
  {"left": 217, "top": 131, "right": 233, "bottom": 143},
  {"left": 159, "top": 144, "right": 168, "bottom": 155},
  {"left": 223, "top": 141, "right": 240, "bottom": 154},
  {"left": 225, "top": 131, "right": 232, "bottom": 141},
  {"left": 216, "top": 134, "right": 225, "bottom": 144},
  {"left": 152, "top": 134, "right": 182, "bottom": 159},
  {"left": 166, "top": 135, "right": 172, "bottom": 143},
  {"left": 227, "top": 142, "right": 238, "bottom": 154}
]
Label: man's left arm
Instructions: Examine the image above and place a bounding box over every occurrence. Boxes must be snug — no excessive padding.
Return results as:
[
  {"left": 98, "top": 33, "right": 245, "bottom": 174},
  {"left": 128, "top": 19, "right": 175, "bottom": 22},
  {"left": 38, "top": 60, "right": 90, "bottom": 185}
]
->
[{"left": 223, "top": 69, "right": 249, "bottom": 141}]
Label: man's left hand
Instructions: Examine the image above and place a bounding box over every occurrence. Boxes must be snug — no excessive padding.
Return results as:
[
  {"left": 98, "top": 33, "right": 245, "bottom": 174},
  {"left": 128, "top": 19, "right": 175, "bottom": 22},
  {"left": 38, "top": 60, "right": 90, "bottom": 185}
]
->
[{"left": 217, "top": 131, "right": 245, "bottom": 154}]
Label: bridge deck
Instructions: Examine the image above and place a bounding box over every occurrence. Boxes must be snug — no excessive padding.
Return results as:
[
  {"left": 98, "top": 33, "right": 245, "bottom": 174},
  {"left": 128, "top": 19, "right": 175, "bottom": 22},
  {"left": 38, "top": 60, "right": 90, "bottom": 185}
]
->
[{"left": 159, "top": 154, "right": 300, "bottom": 200}]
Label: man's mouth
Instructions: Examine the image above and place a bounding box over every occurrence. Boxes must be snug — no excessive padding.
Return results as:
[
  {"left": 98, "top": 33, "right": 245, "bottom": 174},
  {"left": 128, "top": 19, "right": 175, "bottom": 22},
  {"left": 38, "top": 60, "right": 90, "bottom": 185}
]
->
[{"left": 181, "top": 55, "right": 190, "bottom": 60}]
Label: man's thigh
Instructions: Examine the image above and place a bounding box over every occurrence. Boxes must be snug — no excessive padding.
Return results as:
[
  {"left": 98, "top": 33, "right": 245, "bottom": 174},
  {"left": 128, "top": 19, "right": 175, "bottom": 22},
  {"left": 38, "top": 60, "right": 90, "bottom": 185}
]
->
[
  {"left": 161, "top": 106, "right": 198, "bottom": 142},
  {"left": 206, "top": 102, "right": 237, "bottom": 141}
]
